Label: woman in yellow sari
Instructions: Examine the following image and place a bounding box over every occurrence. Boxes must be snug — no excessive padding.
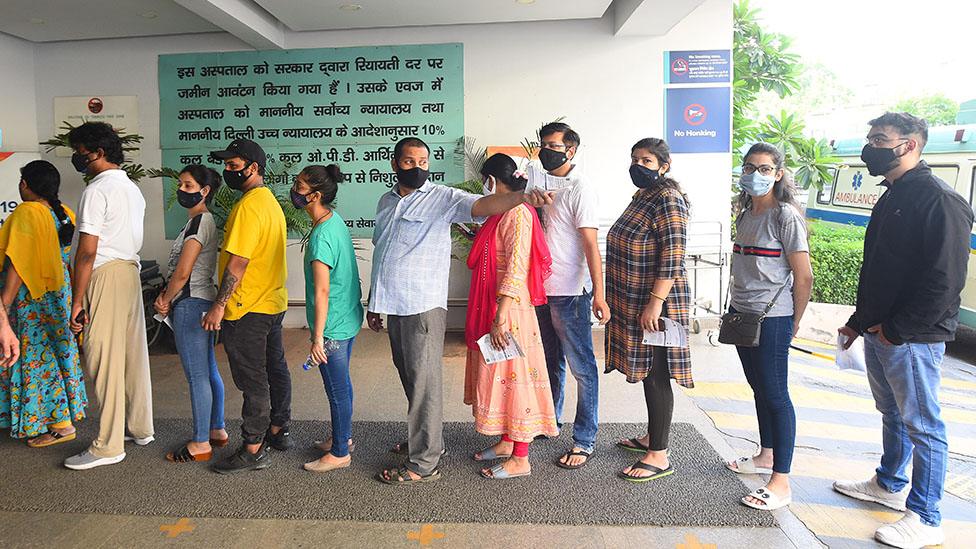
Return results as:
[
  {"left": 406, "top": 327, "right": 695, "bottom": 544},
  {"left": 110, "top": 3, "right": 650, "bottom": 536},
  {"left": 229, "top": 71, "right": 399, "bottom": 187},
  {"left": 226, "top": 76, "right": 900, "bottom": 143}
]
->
[{"left": 0, "top": 160, "right": 87, "bottom": 446}]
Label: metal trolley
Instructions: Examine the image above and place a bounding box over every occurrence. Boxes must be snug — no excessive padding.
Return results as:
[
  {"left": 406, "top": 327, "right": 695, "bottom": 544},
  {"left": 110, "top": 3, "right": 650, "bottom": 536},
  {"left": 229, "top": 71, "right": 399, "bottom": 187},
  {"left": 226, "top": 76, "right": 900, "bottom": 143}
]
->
[{"left": 686, "top": 221, "right": 729, "bottom": 346}]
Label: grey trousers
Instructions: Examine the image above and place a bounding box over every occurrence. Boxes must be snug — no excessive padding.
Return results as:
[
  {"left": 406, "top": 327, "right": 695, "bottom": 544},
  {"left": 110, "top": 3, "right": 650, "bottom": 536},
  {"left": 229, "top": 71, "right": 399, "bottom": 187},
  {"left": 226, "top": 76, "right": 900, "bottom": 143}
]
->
[{"left": 387, "top": 308, "right": 447, "bottom": 476}]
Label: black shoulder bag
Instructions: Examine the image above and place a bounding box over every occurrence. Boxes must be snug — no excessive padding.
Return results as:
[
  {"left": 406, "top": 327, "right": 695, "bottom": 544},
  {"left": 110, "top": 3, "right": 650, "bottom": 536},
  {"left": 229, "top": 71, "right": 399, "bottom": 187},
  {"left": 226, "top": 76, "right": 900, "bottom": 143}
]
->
[{"left": 718, "top": 279, "right": 791, "bottom": 347}]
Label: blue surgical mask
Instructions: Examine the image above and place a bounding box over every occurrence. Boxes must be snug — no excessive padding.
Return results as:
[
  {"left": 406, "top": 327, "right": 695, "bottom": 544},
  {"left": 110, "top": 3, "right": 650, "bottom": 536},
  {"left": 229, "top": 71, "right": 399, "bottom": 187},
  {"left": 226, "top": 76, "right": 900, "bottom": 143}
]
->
[{"left": 738, "top": 172, "right": 775, "bottom": 197}]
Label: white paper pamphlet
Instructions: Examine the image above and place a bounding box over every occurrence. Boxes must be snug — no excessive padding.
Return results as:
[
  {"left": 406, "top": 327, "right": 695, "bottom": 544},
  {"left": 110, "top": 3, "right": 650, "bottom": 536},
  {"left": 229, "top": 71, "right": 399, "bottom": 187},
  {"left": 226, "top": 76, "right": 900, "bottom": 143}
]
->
[
  {"left": 641, "top": 317, "right": 688, "bottom": 348},
  {"left": 477, "top": 332, "right": 526, "bottom": 364}
]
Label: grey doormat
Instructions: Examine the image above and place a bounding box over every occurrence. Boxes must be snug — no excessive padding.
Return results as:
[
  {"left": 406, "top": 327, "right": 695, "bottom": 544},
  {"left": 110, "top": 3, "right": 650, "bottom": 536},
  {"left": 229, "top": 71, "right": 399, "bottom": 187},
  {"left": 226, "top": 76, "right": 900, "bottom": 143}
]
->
[{"left": 0, "top": 420, "right": 774, "bottom": 527}]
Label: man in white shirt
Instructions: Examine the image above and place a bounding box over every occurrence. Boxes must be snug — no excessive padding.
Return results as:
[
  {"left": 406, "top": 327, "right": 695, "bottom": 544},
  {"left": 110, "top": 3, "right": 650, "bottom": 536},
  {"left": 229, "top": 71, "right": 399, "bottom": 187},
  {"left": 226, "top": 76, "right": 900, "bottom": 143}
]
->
[
  {"left": 64, "top": 122, "right": 153, "bottom": 470},
  {"left": 529, "top": 122, "right": 609, "bottom": 470}
]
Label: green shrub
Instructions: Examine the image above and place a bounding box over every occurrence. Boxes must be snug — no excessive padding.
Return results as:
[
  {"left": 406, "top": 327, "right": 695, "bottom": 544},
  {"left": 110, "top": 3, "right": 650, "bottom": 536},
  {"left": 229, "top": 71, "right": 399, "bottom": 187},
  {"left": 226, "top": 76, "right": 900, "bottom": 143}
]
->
[{"left": 808, "top": 220, "right": 865, "bottom": 305}]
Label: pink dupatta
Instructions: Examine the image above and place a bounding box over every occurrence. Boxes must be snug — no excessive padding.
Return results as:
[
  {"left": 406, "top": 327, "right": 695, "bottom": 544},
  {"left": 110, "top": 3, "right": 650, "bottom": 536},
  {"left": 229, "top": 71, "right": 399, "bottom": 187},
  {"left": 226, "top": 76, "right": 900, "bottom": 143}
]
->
[{"left": 464, "top": 205, "right": 552, "bottom": 350}]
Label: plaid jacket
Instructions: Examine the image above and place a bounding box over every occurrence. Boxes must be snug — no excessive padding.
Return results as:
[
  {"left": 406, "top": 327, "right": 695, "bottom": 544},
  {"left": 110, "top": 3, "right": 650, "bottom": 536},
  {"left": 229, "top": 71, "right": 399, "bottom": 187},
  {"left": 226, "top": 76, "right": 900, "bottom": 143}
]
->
[{"left": 605, "top": 186, "right": 693, "bottom": 388}]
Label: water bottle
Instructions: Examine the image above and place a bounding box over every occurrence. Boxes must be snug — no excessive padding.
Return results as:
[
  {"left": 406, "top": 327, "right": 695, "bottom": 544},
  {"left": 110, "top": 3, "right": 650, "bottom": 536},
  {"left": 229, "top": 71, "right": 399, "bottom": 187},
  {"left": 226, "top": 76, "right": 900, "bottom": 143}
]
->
[{"left": 303, "top": 338, "right": 341, "bottom": 370}]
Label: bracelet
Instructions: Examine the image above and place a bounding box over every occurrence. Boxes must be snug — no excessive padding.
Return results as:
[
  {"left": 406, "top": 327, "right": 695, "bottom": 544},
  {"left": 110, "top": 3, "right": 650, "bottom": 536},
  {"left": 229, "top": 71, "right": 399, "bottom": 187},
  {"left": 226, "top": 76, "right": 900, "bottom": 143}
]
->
[{"left": 649, "top": 291, "right": 667, "bottom": 302}]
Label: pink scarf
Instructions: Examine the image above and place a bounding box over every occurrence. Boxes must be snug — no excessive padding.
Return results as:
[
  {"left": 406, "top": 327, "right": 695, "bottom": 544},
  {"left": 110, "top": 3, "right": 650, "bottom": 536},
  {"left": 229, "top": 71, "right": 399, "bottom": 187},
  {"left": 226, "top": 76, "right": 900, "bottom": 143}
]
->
[{"left": 465, "top": 205, "right": 552, "bottom": 350}]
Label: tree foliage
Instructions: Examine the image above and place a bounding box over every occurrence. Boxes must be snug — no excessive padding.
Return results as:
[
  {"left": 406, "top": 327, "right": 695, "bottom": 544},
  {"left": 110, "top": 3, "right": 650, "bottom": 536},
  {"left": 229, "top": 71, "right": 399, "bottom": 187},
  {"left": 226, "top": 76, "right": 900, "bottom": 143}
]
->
[{"left": 891, "top": 94, "right": 959, "bottom": 126}]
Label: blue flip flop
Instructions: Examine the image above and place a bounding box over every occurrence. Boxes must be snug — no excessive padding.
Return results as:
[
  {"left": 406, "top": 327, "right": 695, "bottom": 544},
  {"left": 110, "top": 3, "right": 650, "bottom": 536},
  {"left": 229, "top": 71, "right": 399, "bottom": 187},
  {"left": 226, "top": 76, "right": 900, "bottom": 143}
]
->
[
  {"left": 473, "top": 446, "right": 512, "bottom": 462},
  {"left": 481, "top": 463, "right": 531, "bottom": 480}
]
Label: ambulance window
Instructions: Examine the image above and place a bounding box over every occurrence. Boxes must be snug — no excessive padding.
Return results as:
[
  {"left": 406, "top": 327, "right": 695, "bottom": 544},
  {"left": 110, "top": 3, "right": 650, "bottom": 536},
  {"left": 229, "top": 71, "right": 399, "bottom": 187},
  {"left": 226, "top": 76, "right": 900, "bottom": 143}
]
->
[{"left": 816, "top": 169, "right": 836, "bottom": 205}]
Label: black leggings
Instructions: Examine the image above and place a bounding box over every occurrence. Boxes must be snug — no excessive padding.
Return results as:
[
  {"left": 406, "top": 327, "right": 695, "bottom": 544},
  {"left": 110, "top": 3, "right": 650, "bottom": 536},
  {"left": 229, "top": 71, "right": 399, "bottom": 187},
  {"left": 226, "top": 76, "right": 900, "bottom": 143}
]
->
[{"left": 644, "top": 346, "right": 674, "bottom": 451}]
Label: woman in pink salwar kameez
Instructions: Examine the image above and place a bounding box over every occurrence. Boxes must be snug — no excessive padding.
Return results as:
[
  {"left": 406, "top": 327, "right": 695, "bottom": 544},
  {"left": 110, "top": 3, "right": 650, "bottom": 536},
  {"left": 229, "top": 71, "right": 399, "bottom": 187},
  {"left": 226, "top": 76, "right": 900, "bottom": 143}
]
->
[{"left": 463, "top": 153, "right": 559, "bottom": 480}]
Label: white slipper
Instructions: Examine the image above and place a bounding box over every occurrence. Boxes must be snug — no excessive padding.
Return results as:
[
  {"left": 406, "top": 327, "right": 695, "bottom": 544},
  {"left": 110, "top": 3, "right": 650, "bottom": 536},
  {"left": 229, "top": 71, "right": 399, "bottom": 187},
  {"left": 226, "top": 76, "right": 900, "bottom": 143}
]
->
[
  {"left": 725, "top": 456, "right": 773, "bottom": 475},
  {"left": 741, "top": 487, "right": 792, "bottom": 510}
]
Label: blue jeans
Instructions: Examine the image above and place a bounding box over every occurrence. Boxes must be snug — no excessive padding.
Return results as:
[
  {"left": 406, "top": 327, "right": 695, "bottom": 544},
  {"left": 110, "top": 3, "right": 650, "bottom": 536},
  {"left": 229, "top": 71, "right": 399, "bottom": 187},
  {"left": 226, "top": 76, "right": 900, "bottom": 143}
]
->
[
  {"left": 733, "top": 311, "right": 795, "bottom": 474},
  {"left": 864, "top": 333, "right": 947, "bottom": 526},
  {"left": 172, "top": 297, "right": 225, "bottom": 443},
  {"left": 317, "top": 337, "right": 355, "bottom": 458},
  {"left": 536, "top": 291, "right": 599, "bottom": 452}
]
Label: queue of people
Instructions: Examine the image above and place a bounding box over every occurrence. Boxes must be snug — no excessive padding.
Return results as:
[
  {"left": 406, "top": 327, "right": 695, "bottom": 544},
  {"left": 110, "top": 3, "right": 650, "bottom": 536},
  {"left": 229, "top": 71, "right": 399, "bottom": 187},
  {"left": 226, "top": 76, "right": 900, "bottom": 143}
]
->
[{"left": 0, "top": 112, "right": 969, "bottom": 548}]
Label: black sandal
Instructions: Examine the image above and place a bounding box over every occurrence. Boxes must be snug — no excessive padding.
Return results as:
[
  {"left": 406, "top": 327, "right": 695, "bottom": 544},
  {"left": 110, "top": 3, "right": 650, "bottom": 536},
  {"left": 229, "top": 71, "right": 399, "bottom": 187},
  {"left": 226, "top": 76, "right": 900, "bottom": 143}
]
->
[
  {"left": 617, "top": 461, "right": 674, "bottom": 483},
  {"left": 377, "top": 466, "right": 442, "bottom": 485},
  {"left": 555, "top": 449, "right": 591, "bottom": 470},
  {"left": 166, "top": 444, "right": 213, "bottom": 463}
]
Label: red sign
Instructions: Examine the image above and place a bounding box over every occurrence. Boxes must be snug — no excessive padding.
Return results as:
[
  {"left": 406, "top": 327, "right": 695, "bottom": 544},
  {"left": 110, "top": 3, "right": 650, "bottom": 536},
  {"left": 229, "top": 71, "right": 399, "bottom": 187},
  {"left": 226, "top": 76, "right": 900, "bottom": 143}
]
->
[
  {"left": 671, "top": 58, "right": 688, "bottom": 76},
  {"left": 683, "top": 103, "right": 707, "bottom": 126},
  {"left": 87, "top": 97, "right": 104, "bottom": 114}
]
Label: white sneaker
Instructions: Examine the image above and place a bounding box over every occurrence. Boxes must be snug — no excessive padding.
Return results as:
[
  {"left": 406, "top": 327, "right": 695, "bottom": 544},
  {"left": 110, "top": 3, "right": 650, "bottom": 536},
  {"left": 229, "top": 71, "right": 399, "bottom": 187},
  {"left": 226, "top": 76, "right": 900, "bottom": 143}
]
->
[
  {"left": 875, "top": 510, "right": 944, "bottom": 549},
  {"left": 124, "top": 434, "right": 155, "bottom": 446},
  {"left": 64, "top": 450, "right": 126, "bottom": 470},
  {"left": 833, "top": 475, "right": 908, "bottom": 511}
]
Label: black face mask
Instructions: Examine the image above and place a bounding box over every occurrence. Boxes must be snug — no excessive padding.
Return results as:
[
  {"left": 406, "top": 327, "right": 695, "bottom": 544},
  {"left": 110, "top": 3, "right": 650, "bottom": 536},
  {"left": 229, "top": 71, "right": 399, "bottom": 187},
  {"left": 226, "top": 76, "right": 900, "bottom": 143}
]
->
[
  {"left": 629, "top": 164, "right": 662, "bottom": 189},
  {"left": 223, "top": 163, "right": 252, "bottom": 191},
  {"left": 396, "top": 167, "right": 429, "bottom": 189},
  {"left": 538, "top": 147, "right": 568, "bottom": 172},
  {"left": 860, "top": 142, "right": 906, "bottom": 177},
  {"left": 177, "top": 189, "right": 204, "bottom": 209},
  {"left": 71, "top": 153, "right": 92, "bottom": 174}
]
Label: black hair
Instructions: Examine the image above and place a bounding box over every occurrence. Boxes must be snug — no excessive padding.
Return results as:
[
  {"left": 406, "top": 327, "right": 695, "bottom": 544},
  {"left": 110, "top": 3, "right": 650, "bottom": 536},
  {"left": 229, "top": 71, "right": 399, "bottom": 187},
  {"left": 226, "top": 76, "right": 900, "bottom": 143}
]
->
[
  {"left": 480, "top": 153, "right": 528, "bottom": 191},
  {"left": 631, "top": 137, "right": 690, "bottom": 207},
  {"left": 299, "top": 164, "right": 344, "bottom": 209},
  {"left": 868, "top": 111, "right": 929, "bottom": 148},
  {"left": 20, "top": 160, "right": 74, "bottom": 246},
  {"left": 539, "top": 121, "right": 580, "bottom": 149},
  {"left": 393, "top": 137, "right": 430, "bottom": 161},
  {"left": 736, "top": 142, "right": 802, "bottom": 217},
  {"left": 67, "top": 121, "right": 124, "bottom": 165},
  {"left": 179, "top": 164, "right": 222, "bottom": 204}
]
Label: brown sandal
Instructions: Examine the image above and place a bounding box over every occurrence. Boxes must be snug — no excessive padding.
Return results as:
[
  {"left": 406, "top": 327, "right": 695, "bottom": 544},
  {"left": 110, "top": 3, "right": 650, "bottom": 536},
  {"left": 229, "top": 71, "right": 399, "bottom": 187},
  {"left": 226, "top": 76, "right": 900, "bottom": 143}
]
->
[
  {"left": 209, "top": 437, "right": 229, "bottom": 448},
  {"left": 166, "top": 444, "right": 213, "bottom": 463}
]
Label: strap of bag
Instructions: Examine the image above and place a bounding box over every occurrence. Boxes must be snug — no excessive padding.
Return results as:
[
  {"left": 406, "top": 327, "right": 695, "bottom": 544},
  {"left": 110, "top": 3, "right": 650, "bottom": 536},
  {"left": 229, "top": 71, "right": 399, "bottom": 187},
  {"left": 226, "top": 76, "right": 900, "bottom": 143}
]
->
[{"left": 759, "top": 278, "right": 792, "bottom": 319}]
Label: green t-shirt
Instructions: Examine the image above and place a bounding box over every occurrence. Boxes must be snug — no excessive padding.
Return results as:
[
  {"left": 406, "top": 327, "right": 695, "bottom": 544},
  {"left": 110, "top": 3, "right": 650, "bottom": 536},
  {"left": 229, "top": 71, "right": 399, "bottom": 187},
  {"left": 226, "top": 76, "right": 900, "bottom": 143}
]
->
[{"left": 304, "top": 212, "right": 363, "bottom": 340}]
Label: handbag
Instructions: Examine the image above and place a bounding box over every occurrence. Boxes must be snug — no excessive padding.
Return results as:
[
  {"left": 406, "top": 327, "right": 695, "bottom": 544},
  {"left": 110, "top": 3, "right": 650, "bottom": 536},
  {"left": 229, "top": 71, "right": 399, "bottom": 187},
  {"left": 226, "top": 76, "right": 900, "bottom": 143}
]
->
[{"left": 718, "top": 278, "right": 791, "bottom": 347}]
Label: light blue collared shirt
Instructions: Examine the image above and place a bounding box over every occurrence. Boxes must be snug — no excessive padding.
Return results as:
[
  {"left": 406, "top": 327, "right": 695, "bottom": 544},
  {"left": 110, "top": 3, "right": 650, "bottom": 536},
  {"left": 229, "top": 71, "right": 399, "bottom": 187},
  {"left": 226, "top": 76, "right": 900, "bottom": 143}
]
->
[{"left": 368, "top": 181, "right": 483, "bottom": 316}]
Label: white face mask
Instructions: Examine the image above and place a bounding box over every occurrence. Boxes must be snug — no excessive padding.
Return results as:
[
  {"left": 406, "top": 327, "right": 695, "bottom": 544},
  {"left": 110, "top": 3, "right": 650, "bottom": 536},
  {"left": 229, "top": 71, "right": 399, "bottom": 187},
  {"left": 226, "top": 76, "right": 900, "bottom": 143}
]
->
[{"left": 482, "top": 175, "right": 495, "bottom": 196}]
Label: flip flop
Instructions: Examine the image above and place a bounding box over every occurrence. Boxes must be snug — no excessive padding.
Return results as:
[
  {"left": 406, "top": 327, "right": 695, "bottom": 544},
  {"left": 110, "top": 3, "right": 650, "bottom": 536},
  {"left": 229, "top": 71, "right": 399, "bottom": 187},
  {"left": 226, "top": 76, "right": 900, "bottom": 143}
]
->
[
  {"left": 555, "top": 449, "right": 591, "bottom": 470},
  {"left": 377, "top": 466, "right": 442, "bottom": 485},
  {"left": 741, "top": 487, "right": 792, "bottom": 510},
  {"left": 725, "top": 456, "right": 773, "bottom": 475},
  {"left": 473, "top": 446, "right": 512, "bottom": 462},
  {"left": 618, "top": 461, "right": 674, "bottom": 483},
  {"left": 27, "top": 430, "right": 76, "bottom": 448},
  {"left": 481, "top": 463, "right": 531, "bottom": 480},
  {"left": 616, "top": 437, "right": 650, "bottom": 454}
]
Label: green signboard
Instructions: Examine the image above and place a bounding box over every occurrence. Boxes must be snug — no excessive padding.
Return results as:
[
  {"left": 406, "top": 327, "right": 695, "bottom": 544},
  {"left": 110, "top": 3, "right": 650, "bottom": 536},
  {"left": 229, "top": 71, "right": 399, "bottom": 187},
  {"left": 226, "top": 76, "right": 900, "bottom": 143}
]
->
[{"left": 158, "top": 43, "right": 464, "bottom": 238}]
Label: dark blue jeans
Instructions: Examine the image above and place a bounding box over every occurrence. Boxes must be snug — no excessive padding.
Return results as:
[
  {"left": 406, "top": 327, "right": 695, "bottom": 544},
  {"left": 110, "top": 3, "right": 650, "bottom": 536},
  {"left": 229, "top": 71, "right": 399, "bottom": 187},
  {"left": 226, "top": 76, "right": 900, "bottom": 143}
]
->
[
  {"left": 172, "top": 297, "right": 225, "bottom": 443},
  {"left": 317, "top": 337, "right": 355, "bottom": 458},
  {"left": 536, "top": 290, "right": 599, "bottom": 453},
  {"left": 732, "top": 309, "right": 795, "bottom": 474}
]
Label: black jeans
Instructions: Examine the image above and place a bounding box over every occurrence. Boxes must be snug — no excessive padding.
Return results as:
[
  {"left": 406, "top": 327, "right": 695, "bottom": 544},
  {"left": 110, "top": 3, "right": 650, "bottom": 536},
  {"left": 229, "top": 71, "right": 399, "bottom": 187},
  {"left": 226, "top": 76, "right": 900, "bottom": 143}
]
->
[{"left": 222, "top": 311, "right": 291, "bottom": 445}]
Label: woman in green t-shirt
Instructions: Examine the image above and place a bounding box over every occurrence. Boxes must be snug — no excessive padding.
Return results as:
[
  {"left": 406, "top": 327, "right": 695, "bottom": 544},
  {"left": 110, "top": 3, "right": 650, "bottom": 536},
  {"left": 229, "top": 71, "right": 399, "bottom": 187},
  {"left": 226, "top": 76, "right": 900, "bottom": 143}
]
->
[{"left": 291, "top": 164, "right": 364, "bottom": 473}]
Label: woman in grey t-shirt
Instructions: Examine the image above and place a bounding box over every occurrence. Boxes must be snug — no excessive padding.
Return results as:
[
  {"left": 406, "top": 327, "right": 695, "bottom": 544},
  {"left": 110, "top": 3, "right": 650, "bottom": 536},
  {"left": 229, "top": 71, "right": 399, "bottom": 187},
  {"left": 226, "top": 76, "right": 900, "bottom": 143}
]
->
[
  {"left": 153, "top": 165, "right": 228, "bottom": 462},
  {"left": 724, "top": 143, "right": 813, "bottom": 512}
]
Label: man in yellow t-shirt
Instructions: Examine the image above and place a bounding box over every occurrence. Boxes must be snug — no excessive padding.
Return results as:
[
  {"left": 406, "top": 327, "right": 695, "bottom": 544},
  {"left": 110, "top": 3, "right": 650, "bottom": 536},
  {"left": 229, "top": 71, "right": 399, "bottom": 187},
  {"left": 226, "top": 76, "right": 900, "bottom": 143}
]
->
[{"left": 202, "top": 139, "right": 291, "bottom": 474}]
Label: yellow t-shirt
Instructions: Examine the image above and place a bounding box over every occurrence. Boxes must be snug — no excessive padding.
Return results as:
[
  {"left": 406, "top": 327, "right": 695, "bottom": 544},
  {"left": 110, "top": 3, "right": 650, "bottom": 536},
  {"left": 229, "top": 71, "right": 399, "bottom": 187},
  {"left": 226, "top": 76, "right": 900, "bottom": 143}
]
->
[{"left": 218, "top": 186, "right": 288, "bottom": 320}]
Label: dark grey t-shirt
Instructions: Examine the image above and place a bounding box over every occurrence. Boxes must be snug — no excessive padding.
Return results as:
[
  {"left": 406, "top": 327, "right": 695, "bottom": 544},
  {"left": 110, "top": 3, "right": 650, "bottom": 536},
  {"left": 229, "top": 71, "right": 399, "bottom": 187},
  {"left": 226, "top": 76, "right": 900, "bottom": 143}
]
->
[
  {"left": 166, "top": 212, "right": 218, "bottom": 302},
  {"left": 730, "top": 203, "right": 809, "bottom": 316}
]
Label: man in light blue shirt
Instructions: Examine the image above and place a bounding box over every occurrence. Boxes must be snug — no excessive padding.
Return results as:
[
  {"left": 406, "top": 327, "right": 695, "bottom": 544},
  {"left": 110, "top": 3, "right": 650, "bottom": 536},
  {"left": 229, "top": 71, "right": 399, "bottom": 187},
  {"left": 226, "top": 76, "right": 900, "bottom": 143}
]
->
[{"left": 370, "top": 137, "right": 552, "bottom": 485}]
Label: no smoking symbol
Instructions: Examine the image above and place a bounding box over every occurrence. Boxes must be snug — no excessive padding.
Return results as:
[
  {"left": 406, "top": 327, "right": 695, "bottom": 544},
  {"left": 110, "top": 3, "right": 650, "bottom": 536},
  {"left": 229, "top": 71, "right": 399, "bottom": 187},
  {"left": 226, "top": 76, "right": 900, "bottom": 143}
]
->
[
  {"left": 684, "top": 104, "right": 706, "bottom": 126},
  {"left": 671, "top": 58, "right": 688, "bottom": 75}
]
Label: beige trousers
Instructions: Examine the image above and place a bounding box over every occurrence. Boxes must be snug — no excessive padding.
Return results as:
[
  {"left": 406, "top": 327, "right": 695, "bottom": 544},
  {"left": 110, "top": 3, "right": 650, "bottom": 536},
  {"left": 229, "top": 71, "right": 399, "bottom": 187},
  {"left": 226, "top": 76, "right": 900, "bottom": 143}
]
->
[{"left": 82, "top": 259, "right": 153, "bottom": 457}]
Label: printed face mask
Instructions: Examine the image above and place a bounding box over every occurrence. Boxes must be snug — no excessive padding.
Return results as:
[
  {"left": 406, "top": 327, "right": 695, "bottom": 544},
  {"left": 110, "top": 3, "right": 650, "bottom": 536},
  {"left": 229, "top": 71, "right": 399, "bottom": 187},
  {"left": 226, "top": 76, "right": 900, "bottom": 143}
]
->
[
  {"left": 737, "top": 172, "right": 776, "bottom": 197},
  {"left": 629, "top": 164, "right": 662, "bottom": 189},
  {"left": 177, "top": 189, "right": 204, "bottom": 209},
  {"left": 538, "top": 147, "right": 568, "bottom": 172},
  {"left": 71, "top": 152, "right": 92, "bottom": 174},
  {"left": 396, "top": 167, "right": 429, "bottom": 189},
  {"left": 290, "top": 188, "right": 312, "bottom": 209}
]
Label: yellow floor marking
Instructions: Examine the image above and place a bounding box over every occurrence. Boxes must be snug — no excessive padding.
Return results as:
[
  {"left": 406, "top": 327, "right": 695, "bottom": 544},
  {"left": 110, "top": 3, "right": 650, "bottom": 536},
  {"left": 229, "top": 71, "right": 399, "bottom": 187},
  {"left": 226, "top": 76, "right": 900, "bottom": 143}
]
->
[
  {"left": 690, "top": 381, "right": 976, "bottom": 425},
  {"left": 792, "top": 337, "right": 836, "bottom": 350},
  {"left": 676, "top": 533, "right": 716, "bottom": 549},
  {"left": 790, "top": 502, "right": 976, "bottom": 546},
  {"left": 160, "top": 518, "right": 194, "bottom": 538},
  {"left": 407, "top": 525, "right": 445, "bottom": 546},
  {"left": 705, "top": 411, "right": 976, "bottom": 456},
  {"left": 789, "top": 351, "right": 976, "bottom": 393}
]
